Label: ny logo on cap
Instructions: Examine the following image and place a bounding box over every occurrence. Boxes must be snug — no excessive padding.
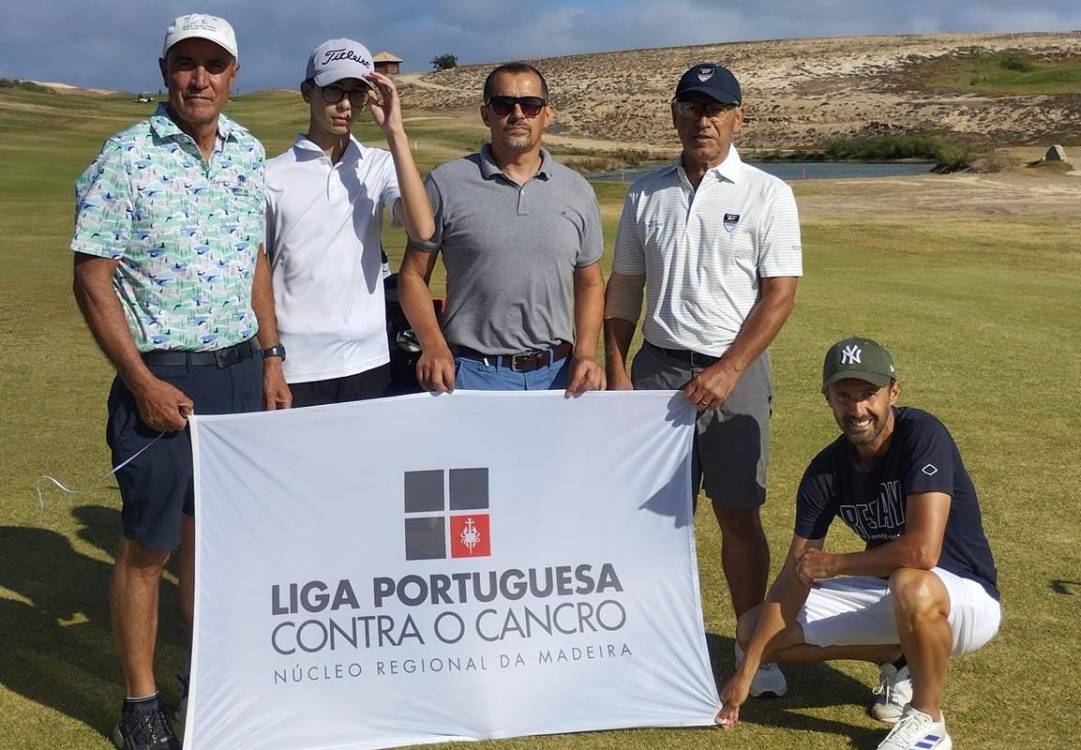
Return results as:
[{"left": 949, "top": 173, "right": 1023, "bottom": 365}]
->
[
  {"left": 403, "top": 468, "right": 491, "bottom": 561},
  {"left": 841, "top": 344, "right": 862, "bottom": 365},
  {"left": 697, "top": 66, "right": 715, "bottom": 82}
]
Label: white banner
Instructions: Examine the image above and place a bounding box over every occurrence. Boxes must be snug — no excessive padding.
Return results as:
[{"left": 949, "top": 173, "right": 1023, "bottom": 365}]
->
[{"left": 188, "top": 390, "right": 719, "bottom": 750}]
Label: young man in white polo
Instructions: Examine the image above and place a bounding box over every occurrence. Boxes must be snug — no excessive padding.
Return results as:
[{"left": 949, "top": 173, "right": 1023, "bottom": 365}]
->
[
  {"left": 716, "top": 337, "right": 1000, "bottom": 750},
  {"left": 265, "top": 39, "right": 434, "bottom": 405}
]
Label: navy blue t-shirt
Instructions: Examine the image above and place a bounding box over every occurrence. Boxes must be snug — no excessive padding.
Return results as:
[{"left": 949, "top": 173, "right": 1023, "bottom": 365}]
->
[{"left": 796, "top": 407, "right": 998, "bottom": 600}]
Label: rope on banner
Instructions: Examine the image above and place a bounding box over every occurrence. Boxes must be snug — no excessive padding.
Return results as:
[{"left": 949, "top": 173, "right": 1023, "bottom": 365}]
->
[{"left": 33, "top": 429, "right": 169, "bottom": 509}]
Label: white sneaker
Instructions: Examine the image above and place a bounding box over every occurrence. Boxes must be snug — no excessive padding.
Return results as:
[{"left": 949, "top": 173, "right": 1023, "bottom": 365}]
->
[
  {"left": 734, "top": 644, "right": 788, "bottom": 698},
  {"left": 868, "top": 662, "right": 913, "bottom": 723},
  {"left": 877, "top": 705, "right": 952, "bottom": 750}
]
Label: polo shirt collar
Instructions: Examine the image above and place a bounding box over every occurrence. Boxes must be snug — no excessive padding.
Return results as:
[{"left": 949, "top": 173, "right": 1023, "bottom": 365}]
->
[
  {"left": 671, "top": 145, "right": 744, "bottom": 185},
  {"left": 149, "top": 103, "right": 237, "bottom": 143},
  {"left": 293, "top": 133, "right": 366, "bottom": 163},
  {"left": 479, "top": 144, "right": 552, "bottom": 181}
]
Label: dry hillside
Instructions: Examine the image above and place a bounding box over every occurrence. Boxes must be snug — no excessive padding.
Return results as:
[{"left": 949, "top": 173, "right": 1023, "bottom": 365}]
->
[{"left": 399, "top": 32, "right": 1081, "bottom": 151}]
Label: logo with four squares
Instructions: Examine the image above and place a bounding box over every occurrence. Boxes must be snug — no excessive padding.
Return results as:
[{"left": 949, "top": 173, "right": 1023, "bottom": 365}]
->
[{"left": 403, "top": 468, "right": 491, "bottom": 560}]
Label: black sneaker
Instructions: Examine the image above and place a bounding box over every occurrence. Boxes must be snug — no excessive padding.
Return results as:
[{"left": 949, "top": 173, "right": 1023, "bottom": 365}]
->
[{"left": 111, "top": 694, "right": 182, "bottom": 749}]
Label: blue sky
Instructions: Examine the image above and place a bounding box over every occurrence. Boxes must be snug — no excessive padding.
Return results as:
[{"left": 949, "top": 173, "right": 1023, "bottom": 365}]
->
[{"left": 1, "top": 0, "right": 1079, "bottom": 92}]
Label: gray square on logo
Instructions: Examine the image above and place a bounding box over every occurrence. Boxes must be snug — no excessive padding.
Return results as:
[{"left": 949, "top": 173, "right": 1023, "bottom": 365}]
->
[
  {"left": 449, "top": 467, "right": 488, "bottom": 510},
  {"left": 405, "top": 517, "right": 446, "bottom": 560},
  {"left": 405, "top": 470, "right": 444, "bottom": 513}
]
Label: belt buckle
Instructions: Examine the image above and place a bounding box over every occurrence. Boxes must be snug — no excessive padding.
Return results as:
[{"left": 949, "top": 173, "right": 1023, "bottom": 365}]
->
[{"left": 510, "top": 352, "right": 538, "bottom": 372}]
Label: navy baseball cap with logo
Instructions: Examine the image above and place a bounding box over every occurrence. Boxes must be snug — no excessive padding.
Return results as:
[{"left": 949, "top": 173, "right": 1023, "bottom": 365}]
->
[
  {"left": 675, "top": 62, "right": 741, "bottom": 105},
  {"left": 821, "top": 337, "right": 897, "bottom": 390}
]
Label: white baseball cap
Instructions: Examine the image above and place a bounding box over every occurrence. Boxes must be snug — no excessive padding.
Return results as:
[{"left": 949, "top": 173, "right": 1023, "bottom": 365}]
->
[
  {"left": 162, "top": 14, "right": 238, "bottom": 60},
  {"left": 306, "top": 39, "right": 374, "bottom": 86}
]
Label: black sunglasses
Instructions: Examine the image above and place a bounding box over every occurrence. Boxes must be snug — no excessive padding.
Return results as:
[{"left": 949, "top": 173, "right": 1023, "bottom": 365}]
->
[
  {"left": 673, "top": 100, "right": 738, "bottom": 120},
  {"left": 485, "top": 95, "right": 546, "bottom": 118},
  {"left": 317, "top": 83, "right": 371, "bottom": 106}
]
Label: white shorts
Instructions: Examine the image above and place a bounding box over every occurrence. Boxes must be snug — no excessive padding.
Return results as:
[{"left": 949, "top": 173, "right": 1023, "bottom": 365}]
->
[{"left": 797, "top": 568, "right": 1001, "bottom": 655}]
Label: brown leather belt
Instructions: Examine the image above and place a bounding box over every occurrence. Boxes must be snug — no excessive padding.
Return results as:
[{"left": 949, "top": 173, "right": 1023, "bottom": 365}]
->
[
  {"left": 453, "top": 342, "right": 574, "bottom": 372},
  {"left": 646, "top": 340, "right": 720, "bottom": 367},
  {"left": 141, "top": 339, "right": 258, "bottom": 368}
]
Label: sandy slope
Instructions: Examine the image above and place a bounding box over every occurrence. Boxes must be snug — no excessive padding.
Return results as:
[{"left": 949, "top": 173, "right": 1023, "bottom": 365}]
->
[{"left": 398, "top": 32, "right": 1081, "bottom": 150}]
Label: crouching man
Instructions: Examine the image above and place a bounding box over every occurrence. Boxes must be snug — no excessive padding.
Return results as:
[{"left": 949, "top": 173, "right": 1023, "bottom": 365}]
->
[{"left": 717, "top": 337, "right": 1000, "bottom": 750}]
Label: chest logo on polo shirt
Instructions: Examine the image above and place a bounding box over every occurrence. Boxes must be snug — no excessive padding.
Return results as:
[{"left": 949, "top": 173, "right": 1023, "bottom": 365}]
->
[{"left": 723, "top": 213, "right": 740, "bottom": 232}]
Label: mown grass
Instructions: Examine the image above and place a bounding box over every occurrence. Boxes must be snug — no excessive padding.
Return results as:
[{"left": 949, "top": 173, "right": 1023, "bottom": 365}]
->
[
  {"left": 1, "top": 86, "right": 1079, "bottom": 749},
  {"left": 924, "top": 49, "right": 1081, "bottom": 95}
]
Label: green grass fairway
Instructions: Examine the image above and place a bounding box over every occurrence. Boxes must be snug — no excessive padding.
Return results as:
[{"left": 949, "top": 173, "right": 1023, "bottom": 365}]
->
[
  {"left": 923, "top": 50, "right": 1081, "bottom": 95},
  {"left": 2, "top": 86, "right": 1080, "bottom": 749}
]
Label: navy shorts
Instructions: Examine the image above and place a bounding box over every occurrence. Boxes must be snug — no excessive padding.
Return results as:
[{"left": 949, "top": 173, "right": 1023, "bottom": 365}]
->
[
  {"left": 106, "top": 343, "right": 263, "bottom": 551},
  {"left": 632, "top": 341, "right": 772, "bottom": 509},
  {"left": 289, "top": 363, "right": 391, "bottom": 408}
]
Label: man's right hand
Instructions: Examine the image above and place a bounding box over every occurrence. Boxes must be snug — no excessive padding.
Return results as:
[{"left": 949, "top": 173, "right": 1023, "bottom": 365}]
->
[
  {"left": 130, "top": 376, "right": 194, "bottom": 431},
  {"left": 416, "top": 345, "right": 457, "bottom": 393}
]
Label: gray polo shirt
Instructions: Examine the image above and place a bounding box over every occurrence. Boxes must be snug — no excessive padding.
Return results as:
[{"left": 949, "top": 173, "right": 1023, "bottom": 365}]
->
[{"left": 415, "top": 145, "right": 603, "bottom": 355}]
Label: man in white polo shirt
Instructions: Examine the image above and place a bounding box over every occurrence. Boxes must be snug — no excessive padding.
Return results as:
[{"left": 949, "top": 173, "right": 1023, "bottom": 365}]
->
[
  {"left": 604, "top": 63, "right": 802, "bottom": 696},
  {"left": 265, "top": 38, "right": 434, "bottom": 406}
]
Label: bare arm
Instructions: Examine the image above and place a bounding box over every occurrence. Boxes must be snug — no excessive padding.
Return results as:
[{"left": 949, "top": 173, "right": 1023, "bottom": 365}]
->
[
  {"left": 366, "top": 71, "right": 435, "bottom": 243},
  {"left": 602, "top": 271, "right": 645, "bottom": 390},
  {"left": 565, "top": 261, "right": 606, "bottom": 395},
  {"left": 717, "top": 535, "right": 821, "bottom": 728},
  {"left": 796, "top": 492, "right": 951, "bottom": 583},
  {"left": 683, "top": 275, "right": 798, "bottom": 410},
  {"left": 251, "top": 246, "right": 291, "bottom": 410},
  {"left": 73, "top": 253, "right": 192, "bottom": 431},
  {"left": 398, "top": 242, "right": 455, "bottom": 392}
]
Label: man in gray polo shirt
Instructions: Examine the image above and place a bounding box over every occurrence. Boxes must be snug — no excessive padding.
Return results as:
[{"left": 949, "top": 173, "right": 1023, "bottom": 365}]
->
[{"left": 398, "top": 61, "right": 605, "bottom": 393}]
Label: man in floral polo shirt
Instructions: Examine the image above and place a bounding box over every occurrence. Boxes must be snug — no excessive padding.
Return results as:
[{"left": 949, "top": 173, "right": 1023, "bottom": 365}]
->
[{"left": 70, "top": 14, "right": 289, "bottom": 749}]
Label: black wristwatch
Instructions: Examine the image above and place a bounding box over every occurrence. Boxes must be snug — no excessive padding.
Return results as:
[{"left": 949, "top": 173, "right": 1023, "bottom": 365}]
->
[{"left": 261, "top": 344, "right": 287, "bottom": 362}]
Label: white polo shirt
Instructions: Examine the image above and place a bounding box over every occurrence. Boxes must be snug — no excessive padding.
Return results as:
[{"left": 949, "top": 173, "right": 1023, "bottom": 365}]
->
[
  {"left": 612, "top": 147, "right": 802, "bottom": 357},
  {"left": 265, "top": 135, "right": 401, "bottom": 383}
]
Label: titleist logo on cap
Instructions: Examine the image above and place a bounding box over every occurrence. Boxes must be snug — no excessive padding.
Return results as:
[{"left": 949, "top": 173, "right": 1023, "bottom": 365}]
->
[{"left": 322, "top": 48, "right": 371, "bottom": 68}]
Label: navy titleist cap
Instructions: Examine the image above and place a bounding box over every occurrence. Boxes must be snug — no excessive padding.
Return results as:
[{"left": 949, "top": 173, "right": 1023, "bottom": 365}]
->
[{"left": 675, "top": 63, "right": 741, "bottom": 105}]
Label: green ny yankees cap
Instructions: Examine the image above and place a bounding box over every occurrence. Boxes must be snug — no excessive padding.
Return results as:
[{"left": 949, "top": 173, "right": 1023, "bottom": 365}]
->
[{"left": 822, "top": 337, "right": 897, "bottom": 390}]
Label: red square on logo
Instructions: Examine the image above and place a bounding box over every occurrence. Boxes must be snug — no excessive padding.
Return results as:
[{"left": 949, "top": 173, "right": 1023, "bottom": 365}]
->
[{"left": 450, "top": 514, "right": 491, "bottom": 558}]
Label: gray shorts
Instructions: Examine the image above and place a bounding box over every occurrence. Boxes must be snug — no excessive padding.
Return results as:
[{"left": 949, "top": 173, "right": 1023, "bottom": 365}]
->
[{"left": 631, "top": 341, "right": 772, "bottom": 508}]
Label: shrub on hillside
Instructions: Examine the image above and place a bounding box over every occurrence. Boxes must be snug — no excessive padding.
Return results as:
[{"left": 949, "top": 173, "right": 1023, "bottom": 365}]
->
[
  {"left": 431, "top": 54, "right": 458, "bottom": 71},
  {"left": 824, "top": 134, "right": 971, "bottom": 171},
  {"left": 0, "top": 78, "right": 52, "bottom": 93}
]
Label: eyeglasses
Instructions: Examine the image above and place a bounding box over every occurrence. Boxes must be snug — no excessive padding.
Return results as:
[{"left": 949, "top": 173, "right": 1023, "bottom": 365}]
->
[
  {"left": 318, "top": 84, "right": 371, "bottom": 106},
  {"left": 485, "top": 96, "right": 547, "bottom": 118},
  {"left": 673, "top": 100, "right": 738, "bottom": 120}
]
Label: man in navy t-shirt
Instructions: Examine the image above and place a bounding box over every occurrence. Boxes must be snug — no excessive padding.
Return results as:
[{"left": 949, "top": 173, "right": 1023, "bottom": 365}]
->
[{"left": 715, "top": 337, "right": 1000, "bottom": 750}]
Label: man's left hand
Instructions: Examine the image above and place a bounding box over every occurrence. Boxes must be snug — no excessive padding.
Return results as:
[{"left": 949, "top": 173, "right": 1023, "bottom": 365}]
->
[
  {"left": 263, "top": 359, "right": 292, "bottom": 411},
  {"left": 366, "top": 71, "right": 403, "bottom": 135},
  {"left": 796, "top": 547, "right": 839, "bottom": 586},
  {"left": 565, "top": 355, "right": 606, "bottom": 396},
  {"left": 682, "top": 360, "right": 740, "bottom": 411}
]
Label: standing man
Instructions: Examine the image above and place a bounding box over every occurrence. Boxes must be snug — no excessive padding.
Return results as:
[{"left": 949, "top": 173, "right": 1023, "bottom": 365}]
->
[
  {"left": 265, "top": 39, "right": 434, "bottom": 406},
  {"left": 717, "top": 338, "right": 1000, "bottom": 750},
  {"left": 604, "top": 63, "right": 802, "bottom": 695},
  {"left": 71, "top": 15, "right": 289, "bottom": 749},
  {"left": 398, "top": 62, "right": 605, "bottom": 394}
]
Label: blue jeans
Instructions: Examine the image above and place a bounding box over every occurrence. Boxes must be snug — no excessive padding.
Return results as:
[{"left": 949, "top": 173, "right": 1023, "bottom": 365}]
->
[{"left": 454, "top": 354, "right": 570, "bottom": 391}]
